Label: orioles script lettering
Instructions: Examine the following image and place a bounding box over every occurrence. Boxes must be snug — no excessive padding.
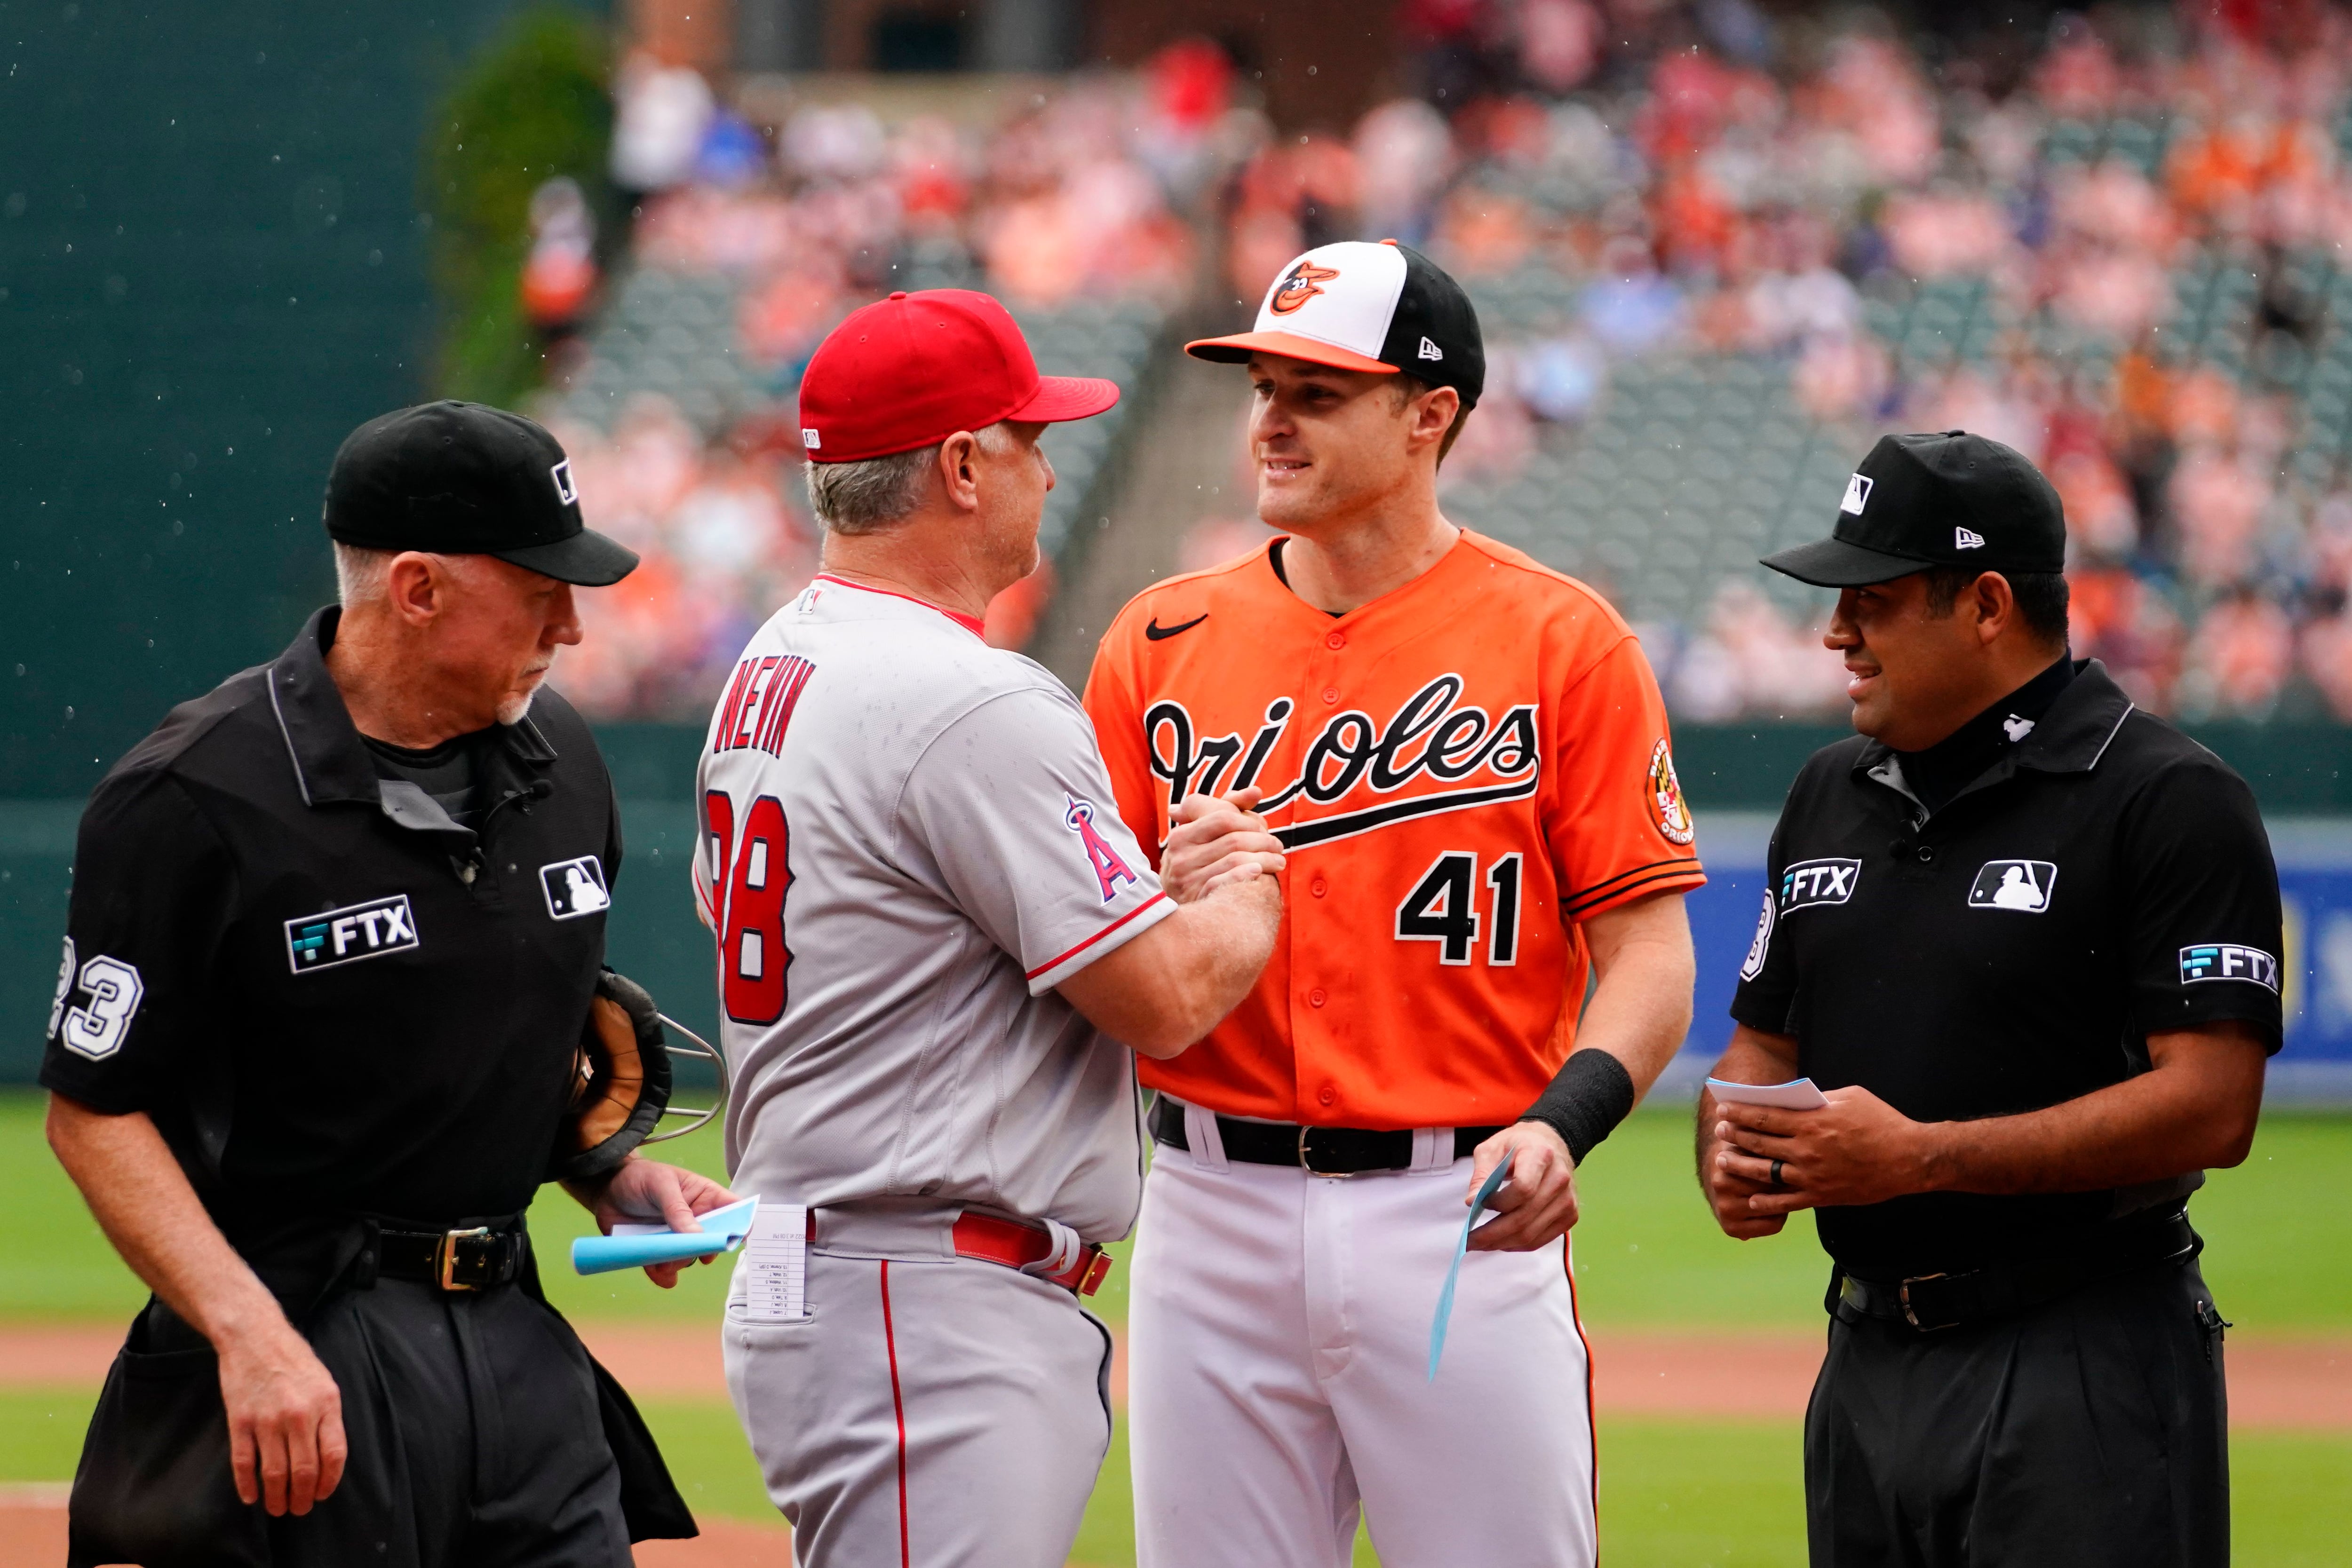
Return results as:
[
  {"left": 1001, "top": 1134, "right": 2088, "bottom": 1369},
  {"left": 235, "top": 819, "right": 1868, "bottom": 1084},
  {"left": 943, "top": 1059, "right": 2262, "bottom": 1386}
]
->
[{"left": 1144, "top": 674, "right": 1541, "bottom": 851}]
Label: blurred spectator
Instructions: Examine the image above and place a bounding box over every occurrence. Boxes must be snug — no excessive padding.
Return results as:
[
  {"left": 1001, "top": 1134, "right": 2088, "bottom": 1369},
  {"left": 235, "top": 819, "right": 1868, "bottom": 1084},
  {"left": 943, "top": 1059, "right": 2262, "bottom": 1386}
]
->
[
  {"left": 1356, "top": 98, "right": 1457, "bottom": 245},
  {"left": 2180, "top": 586, "right": 2297, "bottom": 716},
  {"left": 521, "top": 177, "right": 598, "bottom": 333},
  {"left": 1514, "top": 333, "right": 1608, "bottom": 424},
  {"left": 2069, "top": 564, "right": 2186, "bottom": 710},
  {"left": 1135, "top": 39, "right": 1237, "bottom": 203},
  {"left": 2170, "top": 441, "right": 2271, "bottom": 587},
  {"left": 610, "top": 53, "right": 715, "bottom": 195},
  {"left": 2301, "top": 609, "right": 2352, "bottom": 718},
  {"left": 1667, "top": 584, "right": 1847, "bottom": 721}
]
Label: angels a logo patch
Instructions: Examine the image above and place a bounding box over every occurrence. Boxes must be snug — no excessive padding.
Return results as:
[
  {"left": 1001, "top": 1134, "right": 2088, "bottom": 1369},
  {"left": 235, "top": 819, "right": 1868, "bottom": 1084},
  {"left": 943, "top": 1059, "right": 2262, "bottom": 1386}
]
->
[{"left": 1065, "top": 796, "right": 1139, "bottom": 903}]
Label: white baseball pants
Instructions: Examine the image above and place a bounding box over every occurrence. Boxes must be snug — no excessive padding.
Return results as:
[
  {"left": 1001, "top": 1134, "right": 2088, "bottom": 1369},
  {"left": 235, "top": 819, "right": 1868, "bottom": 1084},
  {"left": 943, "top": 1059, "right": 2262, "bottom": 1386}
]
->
[
  {"left": 723, "top": 1250, "right": 1114, "bottom": 1567},
  {"left": 1129, "top": 1111, "right": 1598, "bottom": 1568}
]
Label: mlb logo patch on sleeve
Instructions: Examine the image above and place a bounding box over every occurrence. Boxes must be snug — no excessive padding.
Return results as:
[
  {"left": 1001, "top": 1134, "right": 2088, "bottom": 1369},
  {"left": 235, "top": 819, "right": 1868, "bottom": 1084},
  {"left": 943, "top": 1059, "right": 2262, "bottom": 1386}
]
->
[
  {"left": 1967, "top": 859, "right": 2057, "bottom": 912},
  {"left": 541, "top": 855, "right": 612, "bottom": 919},
  {"left": 286, "top": 895, "right": 420, "bottom": 974},
  {"left": 2179, "top": 943, "right": 2279, "bottom": 991}
]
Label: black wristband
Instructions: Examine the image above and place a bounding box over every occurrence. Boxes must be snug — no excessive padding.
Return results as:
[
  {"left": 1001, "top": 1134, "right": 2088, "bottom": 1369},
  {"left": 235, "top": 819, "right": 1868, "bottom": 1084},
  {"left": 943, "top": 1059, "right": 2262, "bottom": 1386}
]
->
[{"left": 1518, "top": 1050, "right": 1637, "bottom": 1165}]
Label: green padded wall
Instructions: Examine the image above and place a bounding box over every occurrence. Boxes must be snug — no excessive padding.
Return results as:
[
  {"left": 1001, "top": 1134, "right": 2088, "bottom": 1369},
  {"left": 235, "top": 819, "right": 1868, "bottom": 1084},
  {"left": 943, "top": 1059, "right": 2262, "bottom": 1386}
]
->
[{"left": 0, "top": 0, "right": 598, "bottom": 798}]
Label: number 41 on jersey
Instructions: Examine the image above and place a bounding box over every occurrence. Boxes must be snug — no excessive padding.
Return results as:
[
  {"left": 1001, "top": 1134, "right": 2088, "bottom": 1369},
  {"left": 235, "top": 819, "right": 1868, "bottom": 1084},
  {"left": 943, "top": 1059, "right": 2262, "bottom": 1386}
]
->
[{"left": 1395, "top": 851, "right": 1521, "bottom": 966}]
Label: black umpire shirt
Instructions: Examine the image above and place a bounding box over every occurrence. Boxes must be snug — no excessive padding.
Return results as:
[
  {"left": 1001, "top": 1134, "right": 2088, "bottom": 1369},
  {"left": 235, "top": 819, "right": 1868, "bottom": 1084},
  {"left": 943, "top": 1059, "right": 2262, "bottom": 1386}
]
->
[
  {"left": 40, "top": 607, "right": 622, "bottom": 1259},
  {"left": 1730, "top": 658, "right": 2283, "bottom": 1279}
]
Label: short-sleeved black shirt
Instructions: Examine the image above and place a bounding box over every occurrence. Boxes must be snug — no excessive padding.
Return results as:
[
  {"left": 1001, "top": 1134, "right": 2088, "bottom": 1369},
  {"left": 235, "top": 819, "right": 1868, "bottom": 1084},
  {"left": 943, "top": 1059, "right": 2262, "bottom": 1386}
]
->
[
  {"left": 40, "top": 608, "right": 623, "bottom": 1252},
  {"left": 1730, "top": 660, "right": 2282, "bottom": 1278}
]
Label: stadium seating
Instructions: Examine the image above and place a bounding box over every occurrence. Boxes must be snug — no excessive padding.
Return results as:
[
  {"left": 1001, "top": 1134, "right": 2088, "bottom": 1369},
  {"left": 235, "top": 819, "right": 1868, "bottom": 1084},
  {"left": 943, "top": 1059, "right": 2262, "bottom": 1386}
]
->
[
  {"left": 541, "top": 10, "right": 2352, "bottom": 724},
  {"left": 531, "top": 69, "right": 1199, "bottom": 717}
]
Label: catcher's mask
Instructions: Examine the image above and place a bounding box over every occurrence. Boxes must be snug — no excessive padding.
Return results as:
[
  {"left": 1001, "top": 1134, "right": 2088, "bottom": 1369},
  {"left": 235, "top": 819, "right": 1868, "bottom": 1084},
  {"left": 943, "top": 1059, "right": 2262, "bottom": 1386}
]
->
[{"left": 551, "top": 969, "right": 729, "bottom": 1182}]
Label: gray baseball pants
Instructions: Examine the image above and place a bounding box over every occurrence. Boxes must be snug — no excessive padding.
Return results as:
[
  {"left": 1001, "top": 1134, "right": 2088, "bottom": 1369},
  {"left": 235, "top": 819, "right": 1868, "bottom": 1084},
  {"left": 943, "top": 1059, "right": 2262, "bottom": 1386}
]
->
[{"left": 723, "top": 1248, "right": 1115, "bottom": 1567}]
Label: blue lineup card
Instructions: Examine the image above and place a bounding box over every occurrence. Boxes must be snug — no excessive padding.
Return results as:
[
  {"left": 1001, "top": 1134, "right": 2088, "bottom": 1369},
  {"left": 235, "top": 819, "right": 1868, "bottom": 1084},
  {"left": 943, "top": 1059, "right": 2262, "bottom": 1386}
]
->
[
  {"left": 571, "top": 1195, "right": 761, "bottom": 1276},
  {"left": 1428, "top": 1158, "right": 1517, "bottom": 1382}
]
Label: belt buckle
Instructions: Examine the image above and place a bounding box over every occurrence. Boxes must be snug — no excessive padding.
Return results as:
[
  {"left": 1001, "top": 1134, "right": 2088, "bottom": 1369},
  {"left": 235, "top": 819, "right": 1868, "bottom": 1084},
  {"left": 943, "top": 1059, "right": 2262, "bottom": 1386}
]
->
[
  {"left": 1297, "top": 1126, "right": 1356, "bottom": 1179},
  {"left": 1898, "top": 1272, "right": 1952, "bottom": 1331},
  {"left": 436, "top": 1226, "right": 492, "bottom": 1292}
]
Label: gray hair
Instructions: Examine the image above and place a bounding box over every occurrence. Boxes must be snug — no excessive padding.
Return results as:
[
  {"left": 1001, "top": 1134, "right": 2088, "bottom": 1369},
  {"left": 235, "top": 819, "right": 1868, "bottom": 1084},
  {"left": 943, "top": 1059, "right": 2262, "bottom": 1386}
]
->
[
  {"left": 333, "top": 542, "right": 397, "bottom": 606},
  {"left": 804, "top": 423, "right": 1017, "bottom": 535}
]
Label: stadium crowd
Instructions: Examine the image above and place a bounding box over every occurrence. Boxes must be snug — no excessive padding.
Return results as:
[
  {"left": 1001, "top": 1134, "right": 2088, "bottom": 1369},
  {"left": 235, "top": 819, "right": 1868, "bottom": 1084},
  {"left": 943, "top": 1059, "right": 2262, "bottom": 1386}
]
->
[
  {"left": 533, "top": 46, "right": 1238, "bottom": 718},
  {"left": 539, "top": 3, "right": 2352, "bottom": 724},
  {"left": 1216, "top": 1, "right": 2352, "bottom": 720}
]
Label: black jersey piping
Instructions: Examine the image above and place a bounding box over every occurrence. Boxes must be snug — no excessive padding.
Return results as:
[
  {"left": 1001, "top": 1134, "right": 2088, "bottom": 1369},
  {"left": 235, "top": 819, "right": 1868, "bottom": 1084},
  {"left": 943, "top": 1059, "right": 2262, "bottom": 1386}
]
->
[
  {"left": 2083, "top": 703, "right": 2136, "bottom": 772},
  {"left": 267, "top": 672, "right": 315, "bottom": 808},
  {"left": 1561, "top": 858, "right": 1706, "bottom": 918}
]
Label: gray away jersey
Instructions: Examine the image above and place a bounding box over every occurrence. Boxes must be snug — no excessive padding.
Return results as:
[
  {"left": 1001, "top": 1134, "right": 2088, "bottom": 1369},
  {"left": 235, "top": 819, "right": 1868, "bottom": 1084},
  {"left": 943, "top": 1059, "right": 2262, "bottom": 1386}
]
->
[{"left": 693, "top": 575, "right": 1175, "bottom": 1242}]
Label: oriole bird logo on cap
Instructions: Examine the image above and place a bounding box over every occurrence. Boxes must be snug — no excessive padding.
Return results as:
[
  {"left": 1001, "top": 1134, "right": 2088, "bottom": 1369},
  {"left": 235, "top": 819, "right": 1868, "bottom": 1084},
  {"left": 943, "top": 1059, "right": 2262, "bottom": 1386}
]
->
[{"left": 1270, "top": 260, "right": 1341, "bottom": 315}]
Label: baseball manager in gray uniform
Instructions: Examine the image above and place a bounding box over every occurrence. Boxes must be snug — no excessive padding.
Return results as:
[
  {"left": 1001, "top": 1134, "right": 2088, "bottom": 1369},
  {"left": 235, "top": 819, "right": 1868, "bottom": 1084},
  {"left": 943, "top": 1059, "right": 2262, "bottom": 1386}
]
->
[{"left": 693, "top": 289, "right": 1284, "bottom": 1568}]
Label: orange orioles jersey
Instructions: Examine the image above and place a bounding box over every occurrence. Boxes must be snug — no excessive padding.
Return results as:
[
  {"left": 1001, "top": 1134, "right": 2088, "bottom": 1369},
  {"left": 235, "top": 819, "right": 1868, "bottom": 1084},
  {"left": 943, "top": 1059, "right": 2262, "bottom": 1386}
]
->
[{"left": 1082, "top": 531, "right": 1706, "bottom": 1130}]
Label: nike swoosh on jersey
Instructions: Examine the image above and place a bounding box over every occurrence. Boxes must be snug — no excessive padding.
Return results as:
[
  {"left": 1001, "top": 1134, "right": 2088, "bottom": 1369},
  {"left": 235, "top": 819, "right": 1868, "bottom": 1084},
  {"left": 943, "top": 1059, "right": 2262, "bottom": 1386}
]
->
[{"left": 1144, "top": 613, "right": 1209, "bottom": 641}]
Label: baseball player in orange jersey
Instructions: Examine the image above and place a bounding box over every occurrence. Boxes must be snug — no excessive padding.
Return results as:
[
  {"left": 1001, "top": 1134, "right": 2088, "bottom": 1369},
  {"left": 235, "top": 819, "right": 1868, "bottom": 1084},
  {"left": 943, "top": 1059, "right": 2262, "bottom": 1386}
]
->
[{"left": 1083, "top": 240, "right": 1707, "bottom": 1568}]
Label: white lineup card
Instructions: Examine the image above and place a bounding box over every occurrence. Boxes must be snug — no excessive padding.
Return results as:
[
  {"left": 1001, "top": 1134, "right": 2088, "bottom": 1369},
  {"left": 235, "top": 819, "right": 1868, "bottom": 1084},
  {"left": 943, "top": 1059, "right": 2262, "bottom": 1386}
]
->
[
  {"left": 738, "top": 1201, "right": 810, "bottom": 1322},
  {"left": 1705, "top": 1077, "right": 1830, "bottom": 1110}
]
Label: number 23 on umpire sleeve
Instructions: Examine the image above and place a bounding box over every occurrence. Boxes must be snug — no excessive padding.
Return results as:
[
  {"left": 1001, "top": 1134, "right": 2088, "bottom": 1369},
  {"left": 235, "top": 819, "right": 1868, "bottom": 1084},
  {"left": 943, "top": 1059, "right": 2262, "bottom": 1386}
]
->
[
  {"left": 1395, "top": 851, "right": 1521, "bottom": 967},
  {"left": 706, "top": 791, "right": 792, "bottom": 1024}
]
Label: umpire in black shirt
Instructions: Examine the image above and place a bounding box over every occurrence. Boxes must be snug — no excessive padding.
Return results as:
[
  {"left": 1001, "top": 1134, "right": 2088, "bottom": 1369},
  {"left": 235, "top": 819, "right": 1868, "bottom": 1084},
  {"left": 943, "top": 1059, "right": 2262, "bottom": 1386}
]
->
[
  {"left": 1700, "top": 431, "right": 2280, "bottom": 1568},
  {"left": 42, "top": 402, "right": 735, "bottom": 1567}
]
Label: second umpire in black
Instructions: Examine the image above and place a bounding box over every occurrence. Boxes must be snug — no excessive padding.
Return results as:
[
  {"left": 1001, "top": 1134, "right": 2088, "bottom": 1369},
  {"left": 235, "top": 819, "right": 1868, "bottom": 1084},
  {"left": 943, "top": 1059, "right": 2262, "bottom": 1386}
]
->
[
  {"left": 1699, "top": 431, "right": 2280, "bottom": 1567},
  {"left": 43, "top": 402, "right": 736, "bottom": 1567}
]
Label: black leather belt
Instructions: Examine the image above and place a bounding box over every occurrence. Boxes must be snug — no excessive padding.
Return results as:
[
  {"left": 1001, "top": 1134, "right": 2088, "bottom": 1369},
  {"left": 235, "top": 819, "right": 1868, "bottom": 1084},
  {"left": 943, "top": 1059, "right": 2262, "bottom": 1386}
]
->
[
  {"left": 1832, "top": 1212, "right": 2199, "bottom": 1333},
  {"left": 373, "top": 1223, "right": 529, "bottom": 1292},
  {"left": 1150, "top": 1095, "right": 1502, "bottom": 1177}
]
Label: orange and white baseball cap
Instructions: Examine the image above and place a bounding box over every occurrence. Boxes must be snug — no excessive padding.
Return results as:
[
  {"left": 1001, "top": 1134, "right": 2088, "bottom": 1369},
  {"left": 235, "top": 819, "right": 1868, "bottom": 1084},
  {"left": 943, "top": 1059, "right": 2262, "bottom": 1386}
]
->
[{"left": 1187, "top": 239, "right": 1486, "bottom": 408}]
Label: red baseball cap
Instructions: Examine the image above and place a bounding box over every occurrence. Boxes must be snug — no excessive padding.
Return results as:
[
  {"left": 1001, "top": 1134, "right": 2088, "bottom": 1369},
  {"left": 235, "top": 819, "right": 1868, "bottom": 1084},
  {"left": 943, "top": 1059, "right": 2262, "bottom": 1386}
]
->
[{"left": 797, "top": 289, "right": 1120, "bottom": 463}]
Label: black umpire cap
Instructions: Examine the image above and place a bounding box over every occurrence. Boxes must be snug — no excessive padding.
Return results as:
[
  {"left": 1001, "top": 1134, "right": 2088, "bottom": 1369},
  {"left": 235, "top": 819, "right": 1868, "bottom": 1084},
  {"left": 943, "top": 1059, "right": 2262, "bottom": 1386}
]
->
[
  {"left": 1761, "top": 430, "right": 2066, "bottom": 588},
  {"left": 323, "top": 401, "right": 639, "bottom": 586}
]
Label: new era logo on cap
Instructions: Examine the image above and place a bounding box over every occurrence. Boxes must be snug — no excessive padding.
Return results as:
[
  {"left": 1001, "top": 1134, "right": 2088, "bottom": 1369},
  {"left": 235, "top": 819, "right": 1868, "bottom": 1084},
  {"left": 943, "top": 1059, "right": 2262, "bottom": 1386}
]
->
[
  {"left": 1841, "top": 474, "right": 1873, "bottom": 515},
  {"left": 1955, "top": 526, "right": 1986, "bottom": 549},
  {"left": 1419, "top": 336, "right": 1443, "bottom": 360}
]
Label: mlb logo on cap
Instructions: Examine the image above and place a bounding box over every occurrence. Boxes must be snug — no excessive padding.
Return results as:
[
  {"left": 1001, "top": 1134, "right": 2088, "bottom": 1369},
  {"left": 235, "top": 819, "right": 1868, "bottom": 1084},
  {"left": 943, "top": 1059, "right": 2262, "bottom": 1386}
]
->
[
  {"left": 1841, "top": 474, "right": 1873, "bottom": 515},
  {"left": 1187, "top": 240, "right": 1486, "bottom": 410}
]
